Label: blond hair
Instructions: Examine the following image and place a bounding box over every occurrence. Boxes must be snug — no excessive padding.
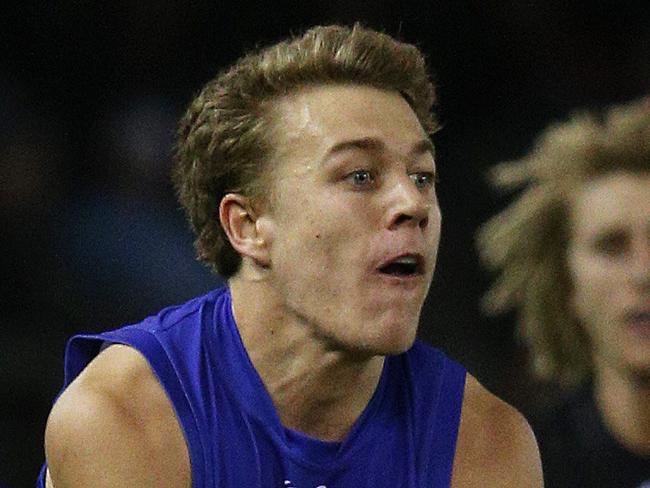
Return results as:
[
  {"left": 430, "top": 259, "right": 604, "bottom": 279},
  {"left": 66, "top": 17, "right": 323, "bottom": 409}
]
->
[
  {"left": 173, "top": 23, "right": 437, "bottom": 277},
  {"left": 477, "top": 95, "right": 650, "bottom": 388}
]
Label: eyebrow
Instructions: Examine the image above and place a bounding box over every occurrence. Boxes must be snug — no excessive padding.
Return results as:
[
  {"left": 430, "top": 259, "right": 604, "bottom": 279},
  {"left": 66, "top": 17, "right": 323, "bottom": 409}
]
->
[{"left": 322, "top": 136, "right": 435, "bottom": 164}]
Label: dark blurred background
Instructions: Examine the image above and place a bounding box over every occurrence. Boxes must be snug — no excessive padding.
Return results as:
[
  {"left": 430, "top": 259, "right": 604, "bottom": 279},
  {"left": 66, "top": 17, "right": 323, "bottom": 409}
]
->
[{"left": 2, "top": 1, "right": 649, "bottom": 486}]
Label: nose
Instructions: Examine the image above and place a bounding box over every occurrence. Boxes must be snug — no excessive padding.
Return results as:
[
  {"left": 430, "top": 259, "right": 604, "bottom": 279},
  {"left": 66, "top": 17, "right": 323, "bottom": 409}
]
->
[{"left": 384, "top": 176, "right": 433, "bottom": 230}]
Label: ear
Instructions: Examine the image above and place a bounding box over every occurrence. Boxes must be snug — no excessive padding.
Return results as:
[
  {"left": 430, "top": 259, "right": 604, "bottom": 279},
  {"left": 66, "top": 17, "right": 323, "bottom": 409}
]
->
[{"left": 219, "top": 193, "right": 272, "bottom": 267}]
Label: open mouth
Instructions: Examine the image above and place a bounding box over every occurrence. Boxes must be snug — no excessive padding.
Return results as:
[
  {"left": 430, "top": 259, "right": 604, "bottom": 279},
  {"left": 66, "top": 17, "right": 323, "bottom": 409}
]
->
[
  {"left": 624, "top": 310, "right": 650, "bottom": 339},
  {"left": 378, "top": 254, "right": 423, "bottom": 277},
  {"left": 628, "top": 311, "right": 650, "bottom": 326}
]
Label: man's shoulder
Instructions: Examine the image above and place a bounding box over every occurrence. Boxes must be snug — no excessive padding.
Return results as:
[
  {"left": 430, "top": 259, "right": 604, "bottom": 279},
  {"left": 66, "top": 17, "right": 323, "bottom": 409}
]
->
[
  {"left": 62, "top": 344, "right": 169, "bottom": 404},
  {"left": 451, "top": 374, "right": 543, "bottom": 487},
  {"left": 45, "top": 345, "right": 191, "bottom": 487},
  {"left": 459, "top": 375, "right": 533, "bottom": 440}
]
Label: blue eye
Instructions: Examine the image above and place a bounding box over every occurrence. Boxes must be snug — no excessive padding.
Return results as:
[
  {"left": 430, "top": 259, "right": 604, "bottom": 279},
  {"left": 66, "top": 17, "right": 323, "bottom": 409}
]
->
[
  {"left": 349, "top": 170, "right": 374, "bottom": 187},
  {"left": 410, "top": 172, "right": 436, "bottom": 189}
]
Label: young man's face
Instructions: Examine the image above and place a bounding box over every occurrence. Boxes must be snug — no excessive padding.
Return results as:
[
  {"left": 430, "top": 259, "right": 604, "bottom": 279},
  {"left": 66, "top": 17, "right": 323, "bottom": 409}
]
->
[
  {"left": 568, "top": 171, "right": 650, "bottom": 379},
  {"left": 258, "top": 84, "right": 440, "bottom": 356}
]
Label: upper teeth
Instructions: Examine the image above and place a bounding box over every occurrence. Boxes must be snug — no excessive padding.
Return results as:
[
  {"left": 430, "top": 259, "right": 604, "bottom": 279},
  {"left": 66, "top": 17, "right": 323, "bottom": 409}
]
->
[{"left": 394, "top": 256, "right": 417, "bottom": 265}]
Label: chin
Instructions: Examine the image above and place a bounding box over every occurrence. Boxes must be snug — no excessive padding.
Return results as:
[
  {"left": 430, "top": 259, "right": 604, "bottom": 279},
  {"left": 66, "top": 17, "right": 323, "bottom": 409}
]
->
[
  {"left": 334, "top": 321, "right": 418, "bottom": 358},
  {"left": 321, "top": 307, "right": 421, "bottom": 357},
  {"left": 369, "top": 320, "right": 419, "bottom": 356}
]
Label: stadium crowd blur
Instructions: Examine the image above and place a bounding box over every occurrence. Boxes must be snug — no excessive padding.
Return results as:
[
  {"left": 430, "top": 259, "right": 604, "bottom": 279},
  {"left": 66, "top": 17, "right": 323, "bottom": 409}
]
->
[{"left": 2, "top": 1, "right": 649, "bottom": 486}]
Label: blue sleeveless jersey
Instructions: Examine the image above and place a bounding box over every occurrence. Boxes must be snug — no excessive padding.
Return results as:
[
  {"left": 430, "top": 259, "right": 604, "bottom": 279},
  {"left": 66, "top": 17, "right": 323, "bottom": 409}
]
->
[{"left": 38, "top": 287, "right": 466, "bottom": 487}]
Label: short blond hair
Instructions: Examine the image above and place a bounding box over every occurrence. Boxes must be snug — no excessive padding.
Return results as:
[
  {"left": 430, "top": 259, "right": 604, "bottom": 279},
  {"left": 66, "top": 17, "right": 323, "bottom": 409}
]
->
[
  {"left": 477, "top": 95, "right": 650, "bottom": 389},
  {"left": 173, "top": 23, "right": 437, "bottom": 278}
]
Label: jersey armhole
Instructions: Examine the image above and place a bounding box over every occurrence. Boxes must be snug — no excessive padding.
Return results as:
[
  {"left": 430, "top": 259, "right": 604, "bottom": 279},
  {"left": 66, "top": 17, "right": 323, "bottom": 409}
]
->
[{"left": 63, "top": 327, "right": 206, "bottom": 487}]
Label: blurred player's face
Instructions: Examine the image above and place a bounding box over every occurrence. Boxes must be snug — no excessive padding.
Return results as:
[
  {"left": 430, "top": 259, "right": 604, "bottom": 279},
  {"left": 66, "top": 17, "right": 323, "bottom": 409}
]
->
[
  {"left": 568, "top": 172, "right": 650, "bottom": 379},
  {"left": 258, "top": 84, "right": 440, "bottom": 356}
]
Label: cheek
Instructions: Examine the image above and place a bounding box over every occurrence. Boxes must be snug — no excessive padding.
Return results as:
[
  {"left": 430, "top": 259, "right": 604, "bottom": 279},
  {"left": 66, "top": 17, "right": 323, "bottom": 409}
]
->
[
  {"left": 570, "top": 258, "right": 617, "bottom": 331},
  {"left": 271, "top": 212, "right": 339, "bottom": 270},
  {"left": 572, "top": 279, "right": 600, "bottom": 322}
]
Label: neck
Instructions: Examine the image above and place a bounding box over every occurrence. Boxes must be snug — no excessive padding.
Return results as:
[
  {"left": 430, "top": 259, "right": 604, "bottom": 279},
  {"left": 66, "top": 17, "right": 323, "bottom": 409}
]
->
[
  {"left": 594, "top": 362, "right": 650, "bottom": 456},
  {"left": 228, "top": 275, "right": 385, "bottom": 442}
]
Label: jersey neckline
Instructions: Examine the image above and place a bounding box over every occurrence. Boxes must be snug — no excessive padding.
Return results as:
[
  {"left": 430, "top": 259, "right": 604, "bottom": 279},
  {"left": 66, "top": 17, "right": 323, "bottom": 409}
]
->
[{"left": 210, "top": 286, "right": 392, "bottom": 470}]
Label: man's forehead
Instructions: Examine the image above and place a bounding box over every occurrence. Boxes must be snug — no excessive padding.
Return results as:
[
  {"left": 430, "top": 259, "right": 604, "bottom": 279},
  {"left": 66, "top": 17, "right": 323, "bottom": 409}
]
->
[
  {"left": 570, "top": 172, "right": 650, "bottom": 236},
  {"left": 270, "top": 84, "right": 432, "bottom": 159}
]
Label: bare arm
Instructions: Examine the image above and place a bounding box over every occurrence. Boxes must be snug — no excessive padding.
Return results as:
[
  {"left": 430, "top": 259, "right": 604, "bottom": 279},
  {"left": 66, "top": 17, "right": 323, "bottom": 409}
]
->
[
  {"left": 44, "top": 345, "right": 191, "bottom": 487},
  {"left": 451, "top": 375, "right": 543, "bottom": 487}
]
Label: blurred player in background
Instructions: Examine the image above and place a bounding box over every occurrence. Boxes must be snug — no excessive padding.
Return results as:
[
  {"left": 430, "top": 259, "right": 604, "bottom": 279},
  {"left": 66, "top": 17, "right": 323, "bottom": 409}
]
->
[{"left": 478, "top": 95, "right": 650, "bottom": 487}]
